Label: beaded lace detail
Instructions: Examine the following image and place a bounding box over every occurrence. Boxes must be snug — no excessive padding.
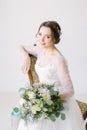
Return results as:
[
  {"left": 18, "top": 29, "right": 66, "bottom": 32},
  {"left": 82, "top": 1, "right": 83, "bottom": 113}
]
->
[{"left": 35, "top": 55, "right": 74, "bottom": 98}]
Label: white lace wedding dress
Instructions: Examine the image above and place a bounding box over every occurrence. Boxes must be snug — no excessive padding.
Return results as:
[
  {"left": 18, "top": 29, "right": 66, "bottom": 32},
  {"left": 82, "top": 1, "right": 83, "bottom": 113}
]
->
[{"left": 17, "top": 55, "right": 85, "bottom": 130}]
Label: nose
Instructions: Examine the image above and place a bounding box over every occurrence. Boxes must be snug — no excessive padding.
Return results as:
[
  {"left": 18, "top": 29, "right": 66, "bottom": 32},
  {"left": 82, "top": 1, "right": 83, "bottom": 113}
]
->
[{"left": 41, "top": 36, "right": 45, "bottom": 41}]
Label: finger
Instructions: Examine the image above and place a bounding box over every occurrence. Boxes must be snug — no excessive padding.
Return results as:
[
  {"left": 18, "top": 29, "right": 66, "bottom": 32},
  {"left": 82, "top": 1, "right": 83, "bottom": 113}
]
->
[
  {"left": 21, "top": 65, "right": 26, "bottom": 73},
  {"left": 23, "top": 66, "right": 29, "bottom": 74}
]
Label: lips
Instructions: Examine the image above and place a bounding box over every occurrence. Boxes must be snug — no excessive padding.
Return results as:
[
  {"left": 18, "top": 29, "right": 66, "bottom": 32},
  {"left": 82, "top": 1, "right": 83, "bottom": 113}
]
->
[{"left": 40, "top": 42, "right": 45, "bottom": 45}]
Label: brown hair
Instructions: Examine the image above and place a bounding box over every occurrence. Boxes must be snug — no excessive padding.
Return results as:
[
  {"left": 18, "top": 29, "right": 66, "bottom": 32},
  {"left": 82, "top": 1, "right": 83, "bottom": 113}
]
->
[{"left": 37, "top": 21, "right": 62, "bottom": 44}]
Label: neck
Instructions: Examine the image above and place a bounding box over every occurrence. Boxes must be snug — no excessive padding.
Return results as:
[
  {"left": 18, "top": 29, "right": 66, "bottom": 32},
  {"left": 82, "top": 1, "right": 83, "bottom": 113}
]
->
[{"left": 43, "top": 46, "right": 56, "bottom": 55}]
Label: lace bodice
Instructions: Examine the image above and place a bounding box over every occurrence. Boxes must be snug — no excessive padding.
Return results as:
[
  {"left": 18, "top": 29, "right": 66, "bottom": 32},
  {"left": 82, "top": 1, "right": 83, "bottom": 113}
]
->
[
  {"left": 35, "top": 63, "right": 59, "bottom": 84},
  {"left": 35, "top": 55, "right": 74, "bottom": 98}
]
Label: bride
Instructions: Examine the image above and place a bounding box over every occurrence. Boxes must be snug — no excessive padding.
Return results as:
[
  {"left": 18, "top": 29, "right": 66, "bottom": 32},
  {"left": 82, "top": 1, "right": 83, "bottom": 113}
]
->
[{"left": 17, "top": 21, "right": 85, "bottom": 130}]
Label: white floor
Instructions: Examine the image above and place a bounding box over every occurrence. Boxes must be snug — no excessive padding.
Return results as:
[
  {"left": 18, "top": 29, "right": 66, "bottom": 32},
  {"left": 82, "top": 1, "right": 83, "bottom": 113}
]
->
[
  {"left": 0, "top": 92, "right": 20, "bottom": 130},
  {"left": 0, "top": 92, "right": 87, "bottom": 130}
]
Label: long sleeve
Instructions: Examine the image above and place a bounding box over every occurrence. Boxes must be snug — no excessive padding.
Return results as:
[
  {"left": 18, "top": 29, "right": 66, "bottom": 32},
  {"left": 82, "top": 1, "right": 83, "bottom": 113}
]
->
[{"left": 56, "top": 56, "right": 74, "bottom": 99}]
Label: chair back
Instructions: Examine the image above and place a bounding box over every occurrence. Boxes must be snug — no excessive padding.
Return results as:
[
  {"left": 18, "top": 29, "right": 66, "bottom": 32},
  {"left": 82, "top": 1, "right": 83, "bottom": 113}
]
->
[{"left": 28, "top": 55, "right": 39, "bottom": 84}]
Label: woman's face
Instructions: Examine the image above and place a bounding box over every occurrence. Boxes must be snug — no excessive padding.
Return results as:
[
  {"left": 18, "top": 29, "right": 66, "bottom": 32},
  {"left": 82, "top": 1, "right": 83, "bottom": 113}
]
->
[{"left": 37, "top": 26, "right": 55, "bottom": 48}]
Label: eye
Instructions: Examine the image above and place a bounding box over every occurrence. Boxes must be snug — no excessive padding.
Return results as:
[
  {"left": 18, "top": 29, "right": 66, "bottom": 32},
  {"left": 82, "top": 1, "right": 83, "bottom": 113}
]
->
[
  {"left": 38, "top": 32, "right": 42, "bottom": 36},
  {"left": 46, "top": 35, "right": 51, "bottom": 39}
]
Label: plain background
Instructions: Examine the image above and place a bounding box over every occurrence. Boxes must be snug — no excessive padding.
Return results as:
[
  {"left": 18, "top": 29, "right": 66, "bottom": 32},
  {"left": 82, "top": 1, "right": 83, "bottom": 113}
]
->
[
  {"left": 0, "top": 0, "right": 87, "bottom": 129},
  {"left": 0, "top": 0, "right": 87, "bottom": 96}
]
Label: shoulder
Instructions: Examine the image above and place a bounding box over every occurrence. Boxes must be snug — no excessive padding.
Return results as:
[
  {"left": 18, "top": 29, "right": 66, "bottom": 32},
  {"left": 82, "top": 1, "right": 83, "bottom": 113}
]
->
[
  {"left": 54, "top": 52, "right": 68, "bottom": 67},
  {"left": 54, "top": 50, "right": 67, "bottom": 61}
]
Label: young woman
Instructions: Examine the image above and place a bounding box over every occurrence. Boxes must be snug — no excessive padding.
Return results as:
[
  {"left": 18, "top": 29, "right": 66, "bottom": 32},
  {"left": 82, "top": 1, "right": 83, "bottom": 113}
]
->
[{"left": 17, "top": 21, "right": 85, "bottom": 130}]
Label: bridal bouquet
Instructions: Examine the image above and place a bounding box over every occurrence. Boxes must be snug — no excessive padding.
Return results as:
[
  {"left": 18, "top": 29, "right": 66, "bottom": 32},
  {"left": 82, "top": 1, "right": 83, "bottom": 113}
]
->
[{"left": 12, "top": 83, "right": 66, "bottom": 122}]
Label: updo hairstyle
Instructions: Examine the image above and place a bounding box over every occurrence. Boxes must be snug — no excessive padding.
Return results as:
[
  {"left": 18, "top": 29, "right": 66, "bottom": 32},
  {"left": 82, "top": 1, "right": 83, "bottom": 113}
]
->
[{"left": 37, "top": 21, "right": 62, "bottom": 44}]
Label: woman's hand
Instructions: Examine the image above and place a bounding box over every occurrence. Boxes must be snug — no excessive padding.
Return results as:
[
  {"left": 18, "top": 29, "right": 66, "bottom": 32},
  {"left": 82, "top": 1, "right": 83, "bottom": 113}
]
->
[{"left": 21, "top": 55, "right": 30, "bottom": 74}]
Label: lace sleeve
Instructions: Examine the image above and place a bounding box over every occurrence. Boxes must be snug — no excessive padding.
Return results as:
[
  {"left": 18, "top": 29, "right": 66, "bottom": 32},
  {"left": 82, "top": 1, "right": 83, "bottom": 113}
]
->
[{"left": 56, "top": 56, "right": 74, "bottom": 99}]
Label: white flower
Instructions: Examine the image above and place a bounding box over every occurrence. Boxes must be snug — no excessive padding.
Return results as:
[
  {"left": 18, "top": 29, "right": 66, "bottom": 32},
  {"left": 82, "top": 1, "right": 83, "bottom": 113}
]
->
[
  {"left": 19, "top": 98, "right": 26, "bottom": 105},
  {"left": 31, "top": 104, "right": 41, "bottom": 114},
  {"left": 26, "top": 91, "right": 35, "bottom": 99},
  {"left": 42, "top": 92, "right": 51, "bottom": 101}
]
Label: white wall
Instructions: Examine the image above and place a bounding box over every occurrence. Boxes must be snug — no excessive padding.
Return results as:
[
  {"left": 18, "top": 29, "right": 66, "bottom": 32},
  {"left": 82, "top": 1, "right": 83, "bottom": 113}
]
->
[{"left": 0, "top": 0, "right": 87, "bottom": 97}]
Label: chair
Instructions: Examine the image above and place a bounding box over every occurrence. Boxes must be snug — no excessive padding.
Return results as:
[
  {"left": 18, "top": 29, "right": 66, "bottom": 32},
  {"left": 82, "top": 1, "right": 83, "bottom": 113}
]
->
[{"left": 28, "top": 54, "right": 39, "bottom": 84}]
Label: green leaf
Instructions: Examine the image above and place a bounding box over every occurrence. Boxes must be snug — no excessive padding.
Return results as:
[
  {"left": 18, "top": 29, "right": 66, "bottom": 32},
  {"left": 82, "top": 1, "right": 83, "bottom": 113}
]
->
[
  {"left": 13, "top": 107, "right": 20, "bottom": 112},
  {"left": 19, "top": 88, "right": 25, "bottom": 92},
  {"left": 46, "top": 100, "right": 53, "bottom": 105},
  {"left": 49, "top": 114, "right": 56, "bottom": 121},
  {"left": 55, "top": 112, "right": 60, "bottom": 117},
  {"left": 60, "top": 113, "right": 66, "bottom": 120},
  {"left": 47, "top": 108, "right": 52, "bottom": 112}
]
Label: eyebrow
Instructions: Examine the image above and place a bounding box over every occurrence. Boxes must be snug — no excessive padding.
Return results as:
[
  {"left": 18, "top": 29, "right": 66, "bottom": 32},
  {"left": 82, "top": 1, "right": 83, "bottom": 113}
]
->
[{"left": 38, "top": 32, "right": 53, "bottom": 36}]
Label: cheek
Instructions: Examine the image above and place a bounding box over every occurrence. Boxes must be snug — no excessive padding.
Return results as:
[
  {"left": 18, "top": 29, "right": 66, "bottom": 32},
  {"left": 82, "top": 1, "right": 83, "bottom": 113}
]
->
[
  {"left": 47, "top": 39, "right": 54, "bottom": 44},
  {"left": 46, "top": 38, "right": 53, "bottom": 42}
]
